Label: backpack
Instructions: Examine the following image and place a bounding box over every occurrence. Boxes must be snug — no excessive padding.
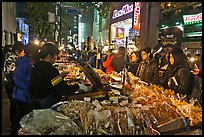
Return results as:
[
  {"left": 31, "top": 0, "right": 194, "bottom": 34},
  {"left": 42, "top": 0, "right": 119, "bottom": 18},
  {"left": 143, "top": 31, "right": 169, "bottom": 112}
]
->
[{"left": 178, "top": 68, "right": 202, "bottom": 103}]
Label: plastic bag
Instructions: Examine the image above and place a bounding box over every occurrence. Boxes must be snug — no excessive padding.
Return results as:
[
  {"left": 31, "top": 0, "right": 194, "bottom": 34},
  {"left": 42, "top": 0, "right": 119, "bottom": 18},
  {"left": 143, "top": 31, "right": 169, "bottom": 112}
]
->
[{"left": 20, "top": 109, "right": 83, "bottom": 135}]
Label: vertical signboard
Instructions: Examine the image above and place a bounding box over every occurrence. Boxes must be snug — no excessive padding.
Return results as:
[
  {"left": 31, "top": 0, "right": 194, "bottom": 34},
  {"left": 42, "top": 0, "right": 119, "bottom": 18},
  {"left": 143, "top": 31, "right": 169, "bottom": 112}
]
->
[{"left": 132, "top": 2, "right": 141, "bottom": 30}]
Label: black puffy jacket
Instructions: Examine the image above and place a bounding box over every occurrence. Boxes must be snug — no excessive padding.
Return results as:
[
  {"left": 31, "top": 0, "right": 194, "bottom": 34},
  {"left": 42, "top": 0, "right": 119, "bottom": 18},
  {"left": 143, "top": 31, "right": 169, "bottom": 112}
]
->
[
  {"left": 167, "top": 64, "right": 193, "bottom": 97},
  {"left": 136, "top": 58, "right": 159, "bottom": 85}
]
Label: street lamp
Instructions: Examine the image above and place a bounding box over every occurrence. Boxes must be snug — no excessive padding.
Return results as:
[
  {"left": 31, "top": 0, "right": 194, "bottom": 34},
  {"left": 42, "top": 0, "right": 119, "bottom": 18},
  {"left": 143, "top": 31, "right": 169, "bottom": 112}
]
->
[{"left": 33, "top": 39, "right": 40, "bottom": 45}]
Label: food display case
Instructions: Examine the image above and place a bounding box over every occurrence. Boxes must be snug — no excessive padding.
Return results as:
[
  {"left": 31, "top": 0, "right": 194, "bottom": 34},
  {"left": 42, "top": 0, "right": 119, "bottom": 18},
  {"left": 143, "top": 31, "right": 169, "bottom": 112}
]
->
[
  {"left": 19, "top": 60, "right": 202, "bottom": 135},
  {"left": 53, "top": 60, "right": 112, "bottom": 100}
]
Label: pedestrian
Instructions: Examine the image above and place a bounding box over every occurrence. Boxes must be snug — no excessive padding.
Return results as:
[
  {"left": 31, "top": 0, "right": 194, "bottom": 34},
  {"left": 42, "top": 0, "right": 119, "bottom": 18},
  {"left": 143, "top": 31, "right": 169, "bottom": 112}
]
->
[
  {"left": 25, "top": 42, "right": 41, "bottom": 64},
  {"left": 157, "top": 51, "right": 171, "bottom": 89},
  {"left": 167, "top": 48, "right": 193, "bottom": 100},
  {"left": 11, "top": 42, "right": 33, "bottom": 135},
  {"left": 3, "top": 44, "right": 18, "bottom": 135},
  {"left": 136, "top": 47, "right": 159, "bottom": 85},
  {"left": 111, "top": 46, "right": 128, "bottom": 73},
  {"left": 128, "top": 50, "right": 142, "bottom": 76},
  {"left": 102, "top": 49, "right": 115, "bottom": 74},
  {"left": 29, "top": 42, "right": 89, "bottom": 110},
  {"left": 88, "top": 51, "right": 97, "bottom": 68}
]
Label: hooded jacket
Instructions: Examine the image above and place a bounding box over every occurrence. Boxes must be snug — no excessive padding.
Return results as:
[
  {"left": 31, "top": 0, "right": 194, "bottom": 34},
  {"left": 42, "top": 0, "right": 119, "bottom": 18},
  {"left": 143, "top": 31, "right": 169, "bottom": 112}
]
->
[
  {"left": 12, "top": 56, "right": 33, "bottom": 103},
  {"left": 167, "top": 63, "right": 193, "bottom": 97}
]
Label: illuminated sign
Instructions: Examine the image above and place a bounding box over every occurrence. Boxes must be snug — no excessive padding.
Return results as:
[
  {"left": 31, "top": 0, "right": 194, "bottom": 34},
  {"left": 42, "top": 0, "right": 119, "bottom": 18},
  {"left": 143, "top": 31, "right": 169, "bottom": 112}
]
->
[
  {"left": 19, "top": 18, "right": 29, "bottom": 34},
  {"left": 133, "top": 2, "right": 141, "bottom": 30},
  {"left": 183, "top": 13, "right": 202, "bottom": 25},
  {"left": 17, "top": 33, "right": 22, "bottom": 41},
  {"left": 116, "top": 28, "right": 125, "bottom": 39},
  {"left": 112, "top": 4, "right": 133, "bottom": 19}
]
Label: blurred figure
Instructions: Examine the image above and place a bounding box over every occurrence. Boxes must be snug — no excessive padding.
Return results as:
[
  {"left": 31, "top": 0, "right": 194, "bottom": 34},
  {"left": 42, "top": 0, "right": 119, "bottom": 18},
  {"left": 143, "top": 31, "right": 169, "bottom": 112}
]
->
[
  {"left": 3, "top": 44, "right": 18, "bottom": 135},
  {"left": 11, "top": 42, "right": 33, "bottom": 135},
  {"left": 102, "top": 49, "right": 115, "bottom": 74},
  {"left": 195, "top": 53, "right": 201, "bottom": 69},
  {"left": 158, "top": 51, "right": 171, "bottom": 89},
  {"left": 128, "top": 50, "right": 142, "bottom": 76},
  {"left": 25, "top": 42, "right": 41, "bottom": 65},
  {"left": 136, "top": 47, "right": 159, "bottom": 85},
  {"left": 88, "top": 51, "right": 97, "bottom": 68},
  {"left": 167, "top": 48, "right": 193, "bottom": 100},
  {"left": 111, "top": 46, "right": 129, "bottom": 73}
]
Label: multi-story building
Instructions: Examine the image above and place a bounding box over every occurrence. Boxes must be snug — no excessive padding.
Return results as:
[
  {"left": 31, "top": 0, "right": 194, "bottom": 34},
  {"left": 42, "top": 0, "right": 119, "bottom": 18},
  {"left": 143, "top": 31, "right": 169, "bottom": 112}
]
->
[
  {"left": 108, "top": 2, "right": 160, "bottom": 50},
  {"left": 158, "top": 2, "right": 202, "bottom": 53}
]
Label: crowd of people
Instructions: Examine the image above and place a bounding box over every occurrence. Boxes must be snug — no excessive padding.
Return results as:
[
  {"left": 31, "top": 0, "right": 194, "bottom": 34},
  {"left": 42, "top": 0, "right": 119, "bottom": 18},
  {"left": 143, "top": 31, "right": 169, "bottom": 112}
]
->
[
  {"left": 2, "top": 41, "right": 202, "bottom": 135},
  {"left": 87, "top": 45, "right": 202, "bottom": 103}
]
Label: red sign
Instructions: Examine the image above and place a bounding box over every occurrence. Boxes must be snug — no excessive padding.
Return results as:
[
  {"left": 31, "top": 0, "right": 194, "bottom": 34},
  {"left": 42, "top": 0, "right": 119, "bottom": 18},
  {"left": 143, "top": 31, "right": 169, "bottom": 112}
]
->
[
  {"left": 116, "top": 28, "right": 125, "bottom": 39},
  {"left": 183, "top": 13, "right": 202, "bottom": 25},
  {"left": 133, "top": 2, "right": 141, "bottom": 30}
]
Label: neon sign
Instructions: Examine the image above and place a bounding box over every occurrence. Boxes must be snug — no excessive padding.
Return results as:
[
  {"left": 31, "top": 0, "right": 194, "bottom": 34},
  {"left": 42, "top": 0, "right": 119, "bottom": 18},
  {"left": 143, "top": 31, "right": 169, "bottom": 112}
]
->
[
  {"left": 112, "top": 4, "right": 133, "bottom": 19},
  {"left": 183, "top": 13, "right": 202, "bottom": 25},
  {"left": 133, "top": 2, "right": 141, "bottom": 30}
]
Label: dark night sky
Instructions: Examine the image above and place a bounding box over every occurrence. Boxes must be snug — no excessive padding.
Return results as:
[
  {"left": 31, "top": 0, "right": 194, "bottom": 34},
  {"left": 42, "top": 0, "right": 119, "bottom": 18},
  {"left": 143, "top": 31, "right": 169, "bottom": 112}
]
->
[{"left": 16, "top": 2, "right": 26, "bottom": 17}]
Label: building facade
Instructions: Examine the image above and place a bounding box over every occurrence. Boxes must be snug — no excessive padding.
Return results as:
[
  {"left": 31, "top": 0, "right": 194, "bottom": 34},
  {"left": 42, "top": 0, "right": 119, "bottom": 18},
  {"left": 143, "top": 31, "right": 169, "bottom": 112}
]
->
[
  {"left": 2, "top": 2, "right": 16, "bottom": 46},
  {"left": 108, "top": 2, "right": 160, "bottom": 50},
  {"left": 158, "top": 2, "right": 202, "bottom": 53}
]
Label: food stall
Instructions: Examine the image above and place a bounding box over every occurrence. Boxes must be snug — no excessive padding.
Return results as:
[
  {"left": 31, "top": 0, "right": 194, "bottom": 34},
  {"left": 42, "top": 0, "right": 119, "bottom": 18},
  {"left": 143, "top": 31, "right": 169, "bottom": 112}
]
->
[{"left": 19, "top": 60, "right": 202, "bottom": 135}]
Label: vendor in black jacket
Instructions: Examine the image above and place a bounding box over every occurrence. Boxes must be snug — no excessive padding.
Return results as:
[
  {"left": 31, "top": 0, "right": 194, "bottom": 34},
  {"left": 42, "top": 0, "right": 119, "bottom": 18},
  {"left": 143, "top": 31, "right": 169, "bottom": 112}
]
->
[{"left": 29, "top": 42, "right": 87, "bottom": 109}]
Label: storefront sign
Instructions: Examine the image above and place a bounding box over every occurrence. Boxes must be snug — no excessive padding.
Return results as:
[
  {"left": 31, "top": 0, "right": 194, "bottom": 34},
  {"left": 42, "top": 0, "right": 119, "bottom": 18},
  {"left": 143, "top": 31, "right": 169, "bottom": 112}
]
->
[
  {"left": 183, "top": 13, "right": 202, "bottom": 25},
  {"left": 132, "top": 2, "right": 141, "bottom": 30},
  {"left": 112, "top": 4, "right": 133, "bottom": 19},
  {"left": 116, "top": 28, "right": 125, "bottom": 39},
  {"left": 19, "top": 18, "right": 29, "bottom": 35},
  {"left": 159, "top": 27, "right": 183, "bottom": 48}
]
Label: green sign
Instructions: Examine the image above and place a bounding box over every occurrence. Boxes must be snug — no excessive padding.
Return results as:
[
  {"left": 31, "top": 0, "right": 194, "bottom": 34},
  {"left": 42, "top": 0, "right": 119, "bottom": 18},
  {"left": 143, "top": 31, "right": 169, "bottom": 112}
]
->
[{"left": 183, "top": 13, "right": 202, "bottom": 26}]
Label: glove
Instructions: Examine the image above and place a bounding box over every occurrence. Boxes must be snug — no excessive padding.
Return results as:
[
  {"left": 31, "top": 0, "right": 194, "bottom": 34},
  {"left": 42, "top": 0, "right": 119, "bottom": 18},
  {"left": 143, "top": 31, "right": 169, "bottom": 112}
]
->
[{"left": 78, "top": 84, "right": 89, "bottom": 92}]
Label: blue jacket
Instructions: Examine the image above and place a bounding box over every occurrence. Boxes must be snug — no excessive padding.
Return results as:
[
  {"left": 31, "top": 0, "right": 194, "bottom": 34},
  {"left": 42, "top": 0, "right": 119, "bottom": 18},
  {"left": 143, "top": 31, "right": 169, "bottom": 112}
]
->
[{"left": 12, "top": 56, "right": 33, "bottom": 103}]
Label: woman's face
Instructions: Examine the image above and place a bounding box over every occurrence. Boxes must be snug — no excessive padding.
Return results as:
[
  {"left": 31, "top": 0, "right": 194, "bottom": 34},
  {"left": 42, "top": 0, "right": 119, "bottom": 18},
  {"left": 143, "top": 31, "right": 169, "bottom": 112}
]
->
[
  {"left": 131, "top": 53, "right": 138, "bottom": 62},
  {"left": 169, "top": 53, "right": 175, "bottom": 65},
  {"left": 141, "top": 51, "right": 149, "bottom": 61}
]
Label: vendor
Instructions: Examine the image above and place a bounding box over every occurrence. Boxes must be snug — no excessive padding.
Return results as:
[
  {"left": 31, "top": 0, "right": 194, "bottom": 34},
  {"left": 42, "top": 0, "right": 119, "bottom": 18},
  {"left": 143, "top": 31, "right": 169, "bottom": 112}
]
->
[{"left": 29, "top": 42, "right": 88, "bottom": 109}]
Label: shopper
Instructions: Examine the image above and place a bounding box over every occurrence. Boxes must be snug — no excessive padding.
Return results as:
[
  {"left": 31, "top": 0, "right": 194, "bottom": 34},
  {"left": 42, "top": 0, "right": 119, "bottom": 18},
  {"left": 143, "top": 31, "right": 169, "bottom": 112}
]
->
[
  {"left": 102, "top": 49, "right": 115, "bottom": 74},
  {"left": 3, "top": 44, "right": 18, "bottom": 135},
  {"left": 29, "top": 42, "right": 88, "bottom": 110},
  {"left": 136, "top": 47, "right": 159, "bottom": 85},
  {"left": 167, "top": 48, "right": 193, "bottom": 100},
  {"left": 24, "top": 42, "right": 41, "bottom": 64},
  {"left": 128, "top": 50, "right": 142, "bottom": 76},
  {"left": 88, "top": 51, "right": 96, "bottom": 67},
  {"left": 11, "top": 42, "right": 33, "bottom": 135},
  {"left": 157, "top": 51, "right": 171, "bottom": 89},
  {"left": 111, "top": 46, "right": 128, "bottom": 73}
]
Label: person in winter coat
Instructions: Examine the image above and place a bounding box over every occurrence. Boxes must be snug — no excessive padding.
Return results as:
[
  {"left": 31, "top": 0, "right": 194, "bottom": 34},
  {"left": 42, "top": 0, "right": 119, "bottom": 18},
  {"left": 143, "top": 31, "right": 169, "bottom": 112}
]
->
[
  {"left": 11, "top": 42, "right": 33, "bottom": 135},
  {"left": 136, "top": 47, "right": 159, "bottom": 85},
  {"left": 111, "top": 46, "right": 129, "bottom": 73},
  {"left": 128, "top": 51, "right": 142, "bottom": 76},
  {"left": 3, "top": 44, "right": 18, "bottom": 135},
  {"left": 167, "top": 48, "right": 194, "bottom": 100},
  {"left": 29, "top": 42, "right": 88, "bottom": 110},
  {"left": 102, "top": 49, "right": 114, "bottom": 74},
  {"left": 157, "top": 52, "right": 171, "bottom": 89}
]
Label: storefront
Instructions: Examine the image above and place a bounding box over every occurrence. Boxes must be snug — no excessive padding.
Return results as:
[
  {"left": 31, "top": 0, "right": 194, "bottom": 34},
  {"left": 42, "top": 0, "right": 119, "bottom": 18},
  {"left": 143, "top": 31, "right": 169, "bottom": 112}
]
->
[
  {"left": 109, "top": 2, "right": 141, "bottom": 51},
  {"left": 182, "top": 12, "right": 202, "bottom": 54},
  {"left": 158, "top": 3, "right": 202, "bottom": 54}
]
